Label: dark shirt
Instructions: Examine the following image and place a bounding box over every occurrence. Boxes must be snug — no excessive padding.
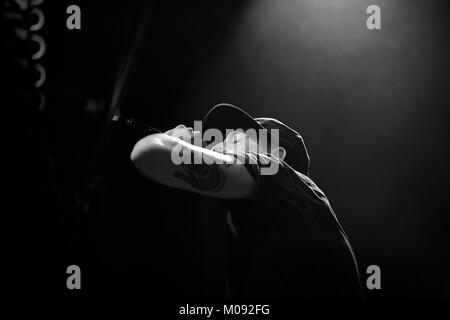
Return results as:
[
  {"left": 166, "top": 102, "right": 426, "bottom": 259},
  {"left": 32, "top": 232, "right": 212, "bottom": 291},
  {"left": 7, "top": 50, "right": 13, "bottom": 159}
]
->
[{"left": 222, "top": 152, "right": 363, "bottom": 299}]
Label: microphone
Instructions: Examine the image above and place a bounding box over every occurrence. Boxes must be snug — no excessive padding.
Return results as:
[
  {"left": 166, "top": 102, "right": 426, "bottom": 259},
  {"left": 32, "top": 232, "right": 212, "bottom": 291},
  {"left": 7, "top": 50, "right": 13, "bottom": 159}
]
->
[{"left": 111, "top": 115, "right": 162, "bottom": 139}]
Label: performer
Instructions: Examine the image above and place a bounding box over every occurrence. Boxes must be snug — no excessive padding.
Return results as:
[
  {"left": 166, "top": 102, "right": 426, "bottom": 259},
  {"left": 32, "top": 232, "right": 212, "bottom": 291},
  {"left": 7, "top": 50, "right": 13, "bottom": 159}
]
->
[{"left": 130, "top": 103, "right": 362, "bottom": 299}]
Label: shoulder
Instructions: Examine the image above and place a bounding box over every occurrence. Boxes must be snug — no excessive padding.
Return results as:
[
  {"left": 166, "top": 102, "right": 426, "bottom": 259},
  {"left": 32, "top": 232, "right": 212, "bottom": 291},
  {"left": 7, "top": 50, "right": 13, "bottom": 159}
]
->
[
  {"left": 253, "top": 157, "right": 330, "bottom": 207},
  {"left": 294, "top": 170, "right": 330, "bottom": 206}
]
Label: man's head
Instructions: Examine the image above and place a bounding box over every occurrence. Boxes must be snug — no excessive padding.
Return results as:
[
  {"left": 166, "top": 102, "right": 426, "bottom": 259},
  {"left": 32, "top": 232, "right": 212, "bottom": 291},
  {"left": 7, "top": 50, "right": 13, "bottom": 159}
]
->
[{"left": 203, "top": 103, "right": 310, "bottom": 176}]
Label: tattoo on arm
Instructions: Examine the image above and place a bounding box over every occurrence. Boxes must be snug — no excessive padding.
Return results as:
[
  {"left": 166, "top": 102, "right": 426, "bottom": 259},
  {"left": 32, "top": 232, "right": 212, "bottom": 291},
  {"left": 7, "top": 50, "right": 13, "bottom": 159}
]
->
[{"left": 174, "top": 163, "right": 225, "bottom": 192}]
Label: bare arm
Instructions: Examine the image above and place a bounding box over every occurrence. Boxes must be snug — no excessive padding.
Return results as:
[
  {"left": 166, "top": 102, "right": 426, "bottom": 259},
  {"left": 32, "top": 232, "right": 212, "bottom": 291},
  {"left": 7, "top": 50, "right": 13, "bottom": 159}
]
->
[{"left": 130, "top": 131, "right": 256, "bottom": 199}]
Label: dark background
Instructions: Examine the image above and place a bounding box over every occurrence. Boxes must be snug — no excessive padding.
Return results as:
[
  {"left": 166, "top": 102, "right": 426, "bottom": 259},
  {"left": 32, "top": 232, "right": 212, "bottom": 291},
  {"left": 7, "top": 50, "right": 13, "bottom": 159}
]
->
[{"left": 5, "top": 0, "right": 450, "bottom": 299}]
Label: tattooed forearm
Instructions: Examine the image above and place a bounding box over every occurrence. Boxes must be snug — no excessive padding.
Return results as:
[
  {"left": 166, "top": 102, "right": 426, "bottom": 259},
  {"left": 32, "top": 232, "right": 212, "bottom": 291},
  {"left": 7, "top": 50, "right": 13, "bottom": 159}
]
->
[{"left": 174, "top": 163, "right": 225, "bottom": 192}]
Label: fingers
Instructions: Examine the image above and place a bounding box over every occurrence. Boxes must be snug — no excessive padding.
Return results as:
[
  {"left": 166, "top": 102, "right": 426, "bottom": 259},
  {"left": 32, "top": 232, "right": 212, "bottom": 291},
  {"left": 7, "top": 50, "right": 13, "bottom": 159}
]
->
[
  {"left": 165, "top": 125, "right": 203, "bottom": 146},
  {"left": 166, "top": 124, "right": 192, "bottom": 141},
  {"left": 191, "top": 130, "right": 201, "bottom": 140},
  {"left": 165, "top": 124, "right": 185, "bottom": 135}
]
